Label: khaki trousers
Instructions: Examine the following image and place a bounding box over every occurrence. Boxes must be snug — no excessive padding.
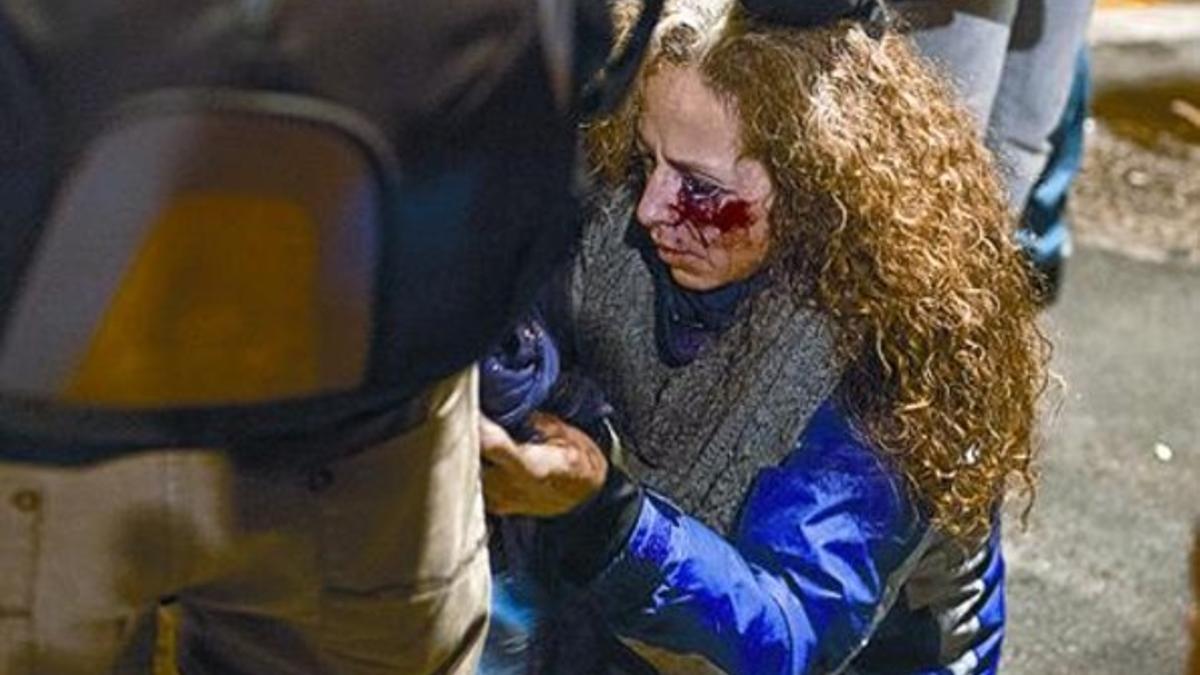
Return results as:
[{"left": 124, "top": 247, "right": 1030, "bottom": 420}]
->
[{"left": 0, "top": 368, "right": 489, "bottom": 675}]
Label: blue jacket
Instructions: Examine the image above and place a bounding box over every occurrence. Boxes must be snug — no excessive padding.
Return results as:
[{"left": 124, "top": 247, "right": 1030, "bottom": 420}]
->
[
  {"left": 583, "top": 401, "right": 1005, "bottom": 674},
  {"left": 481, "top": 310, "right": 1006, "bottom": 674}
]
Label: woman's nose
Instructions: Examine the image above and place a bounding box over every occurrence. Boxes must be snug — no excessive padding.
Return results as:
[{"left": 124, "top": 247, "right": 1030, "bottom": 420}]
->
[{"left": 635, "top": 169, "right": 677, "bottom": 228}]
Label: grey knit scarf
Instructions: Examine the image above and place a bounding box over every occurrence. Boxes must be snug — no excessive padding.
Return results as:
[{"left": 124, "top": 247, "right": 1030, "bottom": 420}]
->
[{"left": 563, "top": 190, "right": 842, "bottom": 533}]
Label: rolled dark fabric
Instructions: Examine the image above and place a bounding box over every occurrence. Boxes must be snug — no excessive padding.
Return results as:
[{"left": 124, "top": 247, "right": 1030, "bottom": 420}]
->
[
  {"left": 739, "top": 0, "right": 884, "bottom": 28},
  {"left": 480, "top": 313, "right": 561, "bottom": 441}
]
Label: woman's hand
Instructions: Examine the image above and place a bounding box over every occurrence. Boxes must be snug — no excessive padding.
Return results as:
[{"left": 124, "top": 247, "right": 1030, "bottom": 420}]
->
[{"left": 480, "top": 412, "right": 608, "bottom": 517}]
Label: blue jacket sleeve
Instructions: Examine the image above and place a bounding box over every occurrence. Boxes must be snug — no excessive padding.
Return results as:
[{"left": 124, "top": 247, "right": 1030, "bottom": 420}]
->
[{"left": 584, "top": 404, "right": 927, "bottom": 675}]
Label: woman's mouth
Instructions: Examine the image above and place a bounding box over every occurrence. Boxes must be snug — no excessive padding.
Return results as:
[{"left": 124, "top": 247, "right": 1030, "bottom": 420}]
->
[{"left": 654, "top": 242, "right": 696, "bottom": 260}]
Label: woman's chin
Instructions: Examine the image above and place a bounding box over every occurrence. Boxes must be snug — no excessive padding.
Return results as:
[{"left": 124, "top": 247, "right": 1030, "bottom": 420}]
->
[{"left": 667, "top": 265, "right": 723, "bottom": 292}]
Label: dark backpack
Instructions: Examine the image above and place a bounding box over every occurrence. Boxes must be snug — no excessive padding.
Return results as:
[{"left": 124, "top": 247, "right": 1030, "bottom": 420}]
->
[{"left": 0, "top": 0, "right": 659, "bottom": 461}]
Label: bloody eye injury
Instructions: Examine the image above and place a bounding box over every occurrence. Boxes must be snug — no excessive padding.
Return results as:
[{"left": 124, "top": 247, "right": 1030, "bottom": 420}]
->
[{"left": 668, "top": 174, "right": 753, "bottom": 236}]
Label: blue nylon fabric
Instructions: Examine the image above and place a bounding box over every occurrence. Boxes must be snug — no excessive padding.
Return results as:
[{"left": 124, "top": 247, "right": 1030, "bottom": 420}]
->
[
  {"left": 588, "top": 402, "right": 930, "bottom": 674},
  {"left": 479, "top": 263, "right": 1009, "bottom": 673},
  {"left": 593, "top": 492, "right": 791, "bottom": 674}
]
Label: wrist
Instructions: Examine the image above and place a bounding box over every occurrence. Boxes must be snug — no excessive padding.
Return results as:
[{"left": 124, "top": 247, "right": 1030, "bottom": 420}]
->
[{"left": 549, "top": 464, "right": 644, "bottom": 585}]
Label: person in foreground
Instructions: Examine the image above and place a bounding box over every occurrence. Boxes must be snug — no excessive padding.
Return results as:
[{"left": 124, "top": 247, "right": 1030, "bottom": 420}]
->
[
  {"left": 0, "top": 1, "right": 661, "bottom": 672},
  {"left": 479, "top": 1, "right": 1049, "bottom": 673}
]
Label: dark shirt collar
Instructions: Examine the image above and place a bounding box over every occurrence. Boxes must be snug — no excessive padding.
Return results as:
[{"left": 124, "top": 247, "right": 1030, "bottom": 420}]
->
[{"left": 641, "top": 245, "right": 764, "bottom": 366}]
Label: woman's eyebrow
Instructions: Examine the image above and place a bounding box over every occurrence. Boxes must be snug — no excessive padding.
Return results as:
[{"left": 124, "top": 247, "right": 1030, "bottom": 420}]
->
[
  {"left": 634, "top": 134, "right": 729, "bottom": 186},
  {"left": 666, "top": 157, "right": 728, "bottom": 187}
]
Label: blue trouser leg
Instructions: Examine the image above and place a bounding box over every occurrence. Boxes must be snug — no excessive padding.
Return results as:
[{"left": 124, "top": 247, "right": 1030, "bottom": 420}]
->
[{"left": 1017, "top": 49, "right": 1091, "bottom": 301}]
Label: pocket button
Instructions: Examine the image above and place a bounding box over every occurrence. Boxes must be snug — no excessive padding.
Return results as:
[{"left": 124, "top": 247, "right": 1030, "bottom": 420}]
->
[{"left": 10, "top": 489, "right": 40, "bottom": 514}]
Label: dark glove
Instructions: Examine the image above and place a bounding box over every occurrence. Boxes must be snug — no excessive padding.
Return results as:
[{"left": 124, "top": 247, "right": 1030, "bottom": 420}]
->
[{"left": 481, "top": 313, "right": 561, "bottom": 441}]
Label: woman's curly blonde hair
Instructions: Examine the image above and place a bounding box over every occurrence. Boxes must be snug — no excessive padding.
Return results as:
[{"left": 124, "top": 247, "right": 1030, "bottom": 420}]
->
[{"left": 587, "top": 1, "right": 1050, "bottom": 543}]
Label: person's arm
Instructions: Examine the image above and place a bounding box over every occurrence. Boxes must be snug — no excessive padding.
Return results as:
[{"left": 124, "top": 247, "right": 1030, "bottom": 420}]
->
[
  {"left": 571, "top": 427, "right": 924, "bottom": 675},
  {"left": 485, "top": 404, "right": 928, "bottom": 674}
]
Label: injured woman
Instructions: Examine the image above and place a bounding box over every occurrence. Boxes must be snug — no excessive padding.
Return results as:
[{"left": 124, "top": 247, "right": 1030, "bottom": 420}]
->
[{"left": 478, "top": 1, "right": 1049, "bottom": 673}]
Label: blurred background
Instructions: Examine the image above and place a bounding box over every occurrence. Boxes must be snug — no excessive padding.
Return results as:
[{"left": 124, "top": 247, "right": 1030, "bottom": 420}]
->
[{"left": 1001, "top": 0, "right": 1200, "bottom": 672}]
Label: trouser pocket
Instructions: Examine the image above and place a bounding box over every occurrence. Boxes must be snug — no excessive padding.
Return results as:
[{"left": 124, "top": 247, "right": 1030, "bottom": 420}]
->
[{"left": 312, "top": 368, "right": 490, "bottom": 673}]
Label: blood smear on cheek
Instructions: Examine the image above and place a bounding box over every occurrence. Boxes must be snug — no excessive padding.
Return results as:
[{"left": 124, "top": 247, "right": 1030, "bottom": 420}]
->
[{"left": 667, "top": 187, "right": 753, "bottom": 241}]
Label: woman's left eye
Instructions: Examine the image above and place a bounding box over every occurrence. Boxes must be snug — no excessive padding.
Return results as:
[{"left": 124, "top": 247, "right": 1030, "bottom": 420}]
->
[{"left": 681, "top": 174, "right": 722, "bottom": 200}]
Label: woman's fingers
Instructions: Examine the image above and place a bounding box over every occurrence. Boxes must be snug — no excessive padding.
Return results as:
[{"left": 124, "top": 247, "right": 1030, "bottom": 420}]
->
[
  {"left": 529, "top": 412, "right": 607, "bottom": 476},
  {"left": 527, "top": 410, "right": 568, "bottom": 440},
  {"left": 479, "top": 413, "right": 608, "bottom": 517}
]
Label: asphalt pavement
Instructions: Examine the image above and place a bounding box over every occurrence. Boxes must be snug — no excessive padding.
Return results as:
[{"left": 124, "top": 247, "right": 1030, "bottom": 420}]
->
[{"left": 1001, "top": 245, "right": 1200, "bottom": 674}]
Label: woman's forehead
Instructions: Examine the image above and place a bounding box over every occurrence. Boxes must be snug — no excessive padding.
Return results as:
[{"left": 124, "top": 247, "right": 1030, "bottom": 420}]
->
[{"left": 638, "top": 67, "right": 741, "bottom": 171}]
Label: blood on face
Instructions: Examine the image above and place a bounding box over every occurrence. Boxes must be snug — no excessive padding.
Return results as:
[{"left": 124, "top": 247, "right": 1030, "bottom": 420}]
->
[{"left": 667, "top": 175, "right": 753, "bottom": 242}]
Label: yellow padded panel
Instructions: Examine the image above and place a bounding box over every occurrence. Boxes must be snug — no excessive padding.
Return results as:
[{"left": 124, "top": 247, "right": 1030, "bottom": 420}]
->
[{"left": 66, "top": 193, "right": 321, "bottom": 405}]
